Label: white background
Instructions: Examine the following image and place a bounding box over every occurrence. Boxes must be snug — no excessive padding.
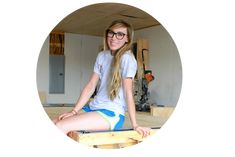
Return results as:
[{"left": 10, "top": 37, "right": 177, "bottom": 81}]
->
[{"left": 1, "top": 0, "right": 235, "bottom": 157}]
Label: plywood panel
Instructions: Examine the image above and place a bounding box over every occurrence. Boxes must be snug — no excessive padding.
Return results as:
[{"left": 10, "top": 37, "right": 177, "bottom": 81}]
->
[
  {"left": 52, "top": 3, "right": 160, "bottom": 36},
  {"left": 136, "top": 38, "right": 149, "bottom": 79}
]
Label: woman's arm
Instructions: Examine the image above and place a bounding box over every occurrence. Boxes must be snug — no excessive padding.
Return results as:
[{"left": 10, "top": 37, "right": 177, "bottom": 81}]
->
[
  {"left": 56, "top": 72, "right": 99, "bottom": 123},
  {"left": 123, "top": 78, "right": 151, "bottom": 137},
  {"left": 123, "top": 78, "right": 138, "bottom": 128},
  {"left": 73, "top": 72, "right": 100, "bottom": 112},
  {"left": 57, "top": 72, "right": 99, "bottom": 120},
  {"left": 57, "top": 72, "right": 99, "bottom": 121}
]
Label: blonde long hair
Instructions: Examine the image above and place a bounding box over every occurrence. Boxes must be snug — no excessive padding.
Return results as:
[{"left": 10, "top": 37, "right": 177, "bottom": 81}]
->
[{"left": 104, "top": 20, "right": 134, "bottom": 100}]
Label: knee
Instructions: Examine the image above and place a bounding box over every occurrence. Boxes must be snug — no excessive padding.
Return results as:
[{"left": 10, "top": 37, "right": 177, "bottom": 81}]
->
[
  {"left": 52, "top": 118, "right": 59, "bottom": 124},
  {"left": 55, "top": 121, "right": 70, "bottom": 135}
]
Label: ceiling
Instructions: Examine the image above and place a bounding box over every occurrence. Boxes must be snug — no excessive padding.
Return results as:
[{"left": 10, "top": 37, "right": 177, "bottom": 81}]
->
[{"left": 52, "top": 3, "right": 160, "bottom": 36}]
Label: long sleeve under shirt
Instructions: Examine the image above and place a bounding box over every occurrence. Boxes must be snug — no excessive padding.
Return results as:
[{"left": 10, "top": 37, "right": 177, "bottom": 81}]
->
[{"left": 89, "top": 50, "right": 137, "bottom": 116}]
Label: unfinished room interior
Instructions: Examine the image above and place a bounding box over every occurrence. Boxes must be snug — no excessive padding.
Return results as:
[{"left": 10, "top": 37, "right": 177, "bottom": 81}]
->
[{"left": 36, "top": 3, "right": 182, "bottom": 148}]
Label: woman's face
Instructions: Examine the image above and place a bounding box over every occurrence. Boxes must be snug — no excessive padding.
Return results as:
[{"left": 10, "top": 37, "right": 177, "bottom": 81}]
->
[{"left": 106, "top": 27, "right": 128, "bottom": 53}]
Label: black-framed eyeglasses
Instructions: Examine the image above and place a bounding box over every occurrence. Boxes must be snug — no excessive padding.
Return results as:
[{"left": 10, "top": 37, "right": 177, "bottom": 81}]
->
[{"left": 107, "top": 30, "right": 126, "bottom": 40}]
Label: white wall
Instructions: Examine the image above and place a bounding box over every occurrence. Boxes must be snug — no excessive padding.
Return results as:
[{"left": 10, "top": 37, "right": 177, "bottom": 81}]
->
[
  {"left": 135, "top": 25, "right": 182, "bottom": 106},
  {"left": 37, "top": 25, "right": 182, "bottom": 107},
  {"left": 37, "top": 33, "right": 102, "bottom": 104}
]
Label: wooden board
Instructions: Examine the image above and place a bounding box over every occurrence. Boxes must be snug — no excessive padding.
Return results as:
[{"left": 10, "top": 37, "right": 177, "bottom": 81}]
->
[
  {"left": 69, "top": 129, "right": 158, "bottom": 148},
  {"left": 150, "top": 106, "right": 175, "bottom": 118},
  {"left": 38, "top": 91, "right": 46, "bottom": 105},
  {"left": 136, "top": 38, "right": 149, "bottom": 79}
]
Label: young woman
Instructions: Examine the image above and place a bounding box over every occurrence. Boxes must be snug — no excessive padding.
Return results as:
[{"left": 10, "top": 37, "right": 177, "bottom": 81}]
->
[{"left": 54, "top": 20, "right": 151, "bottom": 137}]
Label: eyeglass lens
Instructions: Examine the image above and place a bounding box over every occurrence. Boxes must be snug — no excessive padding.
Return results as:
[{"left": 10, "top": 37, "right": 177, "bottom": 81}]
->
[{"left": 107, "top": 30, "right": 126, "bottom": 40}]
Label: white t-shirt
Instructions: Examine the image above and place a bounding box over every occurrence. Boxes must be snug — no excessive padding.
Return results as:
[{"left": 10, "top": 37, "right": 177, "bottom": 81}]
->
[{"left": 89, "top": 50, "right": 137, "bottom": 115}]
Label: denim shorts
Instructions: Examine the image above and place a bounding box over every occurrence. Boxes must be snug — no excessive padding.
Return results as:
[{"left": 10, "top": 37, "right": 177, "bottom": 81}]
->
[{"left": 82, "top": 106, "right": 125, "bottom": 130}]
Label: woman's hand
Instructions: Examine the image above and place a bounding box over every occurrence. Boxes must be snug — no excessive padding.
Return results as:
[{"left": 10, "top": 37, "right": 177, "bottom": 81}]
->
[
  {"left": 134, "top": 126, "right": 151, "bottom": 137},
  {"left": 58, "top": 110, "right": 77, "bottom": 120}
]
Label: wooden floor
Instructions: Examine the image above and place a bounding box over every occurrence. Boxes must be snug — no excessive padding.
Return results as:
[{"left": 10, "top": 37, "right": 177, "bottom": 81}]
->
[{"left": 44, "top": 106, "right": 170, "bottom": 129}]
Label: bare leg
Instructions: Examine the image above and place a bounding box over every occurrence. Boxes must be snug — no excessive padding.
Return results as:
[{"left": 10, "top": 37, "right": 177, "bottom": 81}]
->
[
  {"left": 55, "top": 112, "right": 110, "bottom": 134},
  {"left": 52, "top": 110, "right": 84, "bottom": 124}
]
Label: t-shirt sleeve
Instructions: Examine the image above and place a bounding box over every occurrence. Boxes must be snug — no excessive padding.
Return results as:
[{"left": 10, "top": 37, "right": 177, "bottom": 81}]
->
[
  {"left": 93, "top": 53, "right": 101, "bottom": 76},
  {"left": 120, "top": 53, "right": 137, "bottom": 79}
]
